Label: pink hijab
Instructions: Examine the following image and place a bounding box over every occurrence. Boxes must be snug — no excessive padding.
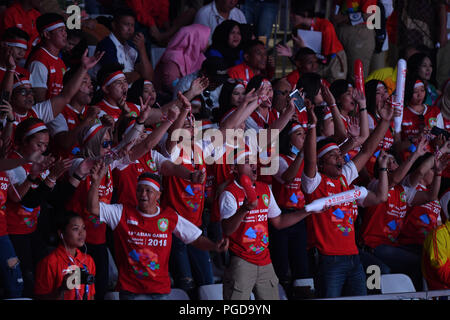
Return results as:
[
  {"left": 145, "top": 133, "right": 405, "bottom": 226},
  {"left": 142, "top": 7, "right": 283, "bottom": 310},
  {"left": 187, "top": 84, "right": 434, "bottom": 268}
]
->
[{"left": 159, "top": 24, "right": 211, "bottom": 77}]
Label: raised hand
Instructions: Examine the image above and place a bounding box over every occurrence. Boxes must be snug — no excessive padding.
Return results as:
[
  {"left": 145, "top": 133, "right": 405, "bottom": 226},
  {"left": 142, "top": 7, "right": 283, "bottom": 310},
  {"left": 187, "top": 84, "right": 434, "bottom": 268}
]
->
[
  {"left": 377, "top": 149, "right": 389, "bottom": 168},
  {"left": 321, "top": 83, "right": 336, "bottom": 106},
  {"left": 138, "top": 96, "right": 153, "bottom": 123},
  {"left": 48, "top": 158, "right": 73, "bottom": 181},
  {"left": 89, "top": 160, "right": 107, "bottom": 185},
  {"left": 0, "top": 99, "right": 14, "bottom": 122},
  {"left": 379, "top": 96, "right": 394, "bottom": 121},
  {"left": 292, "top": 34, "right": 305, "bottom": 48},
  {"left": 189, "top": 76, "right": 209, "bottom": 97},
  {"left": 415, "top": 135, "right": 429, "bottom": 156},
  {"left": 81, "top": 50, "right": 104, "bottom": 71},
  {"left": 347, "top": 116, "right": 361, "bottom": 138},
  {"left": 305, "top": 98, "right": 317, "bottom": 125},
  {"left": 30, "top": 155, "right": 56, "bottom": 178},
  {"left": 177, "top": 91, "right": 192, "bottom": 111},
  {"left": 132, "top": 32, "right": 146, "bottom": 52},
  {"left": 352, "top": 88, "right": 366, "bottom": 108},
  {"left": 276, "top": 44, "right": 293, "bottom": 57}
]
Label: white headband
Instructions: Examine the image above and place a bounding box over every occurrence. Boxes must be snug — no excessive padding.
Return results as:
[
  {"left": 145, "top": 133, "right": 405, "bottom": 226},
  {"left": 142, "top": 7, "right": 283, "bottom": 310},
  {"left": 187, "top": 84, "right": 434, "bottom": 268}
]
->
[
  {"left": 414, "top": 81, "right": 425, "bottom": 89},
  {"left": 318, "top": 144, "right": 339, "bottom": 159},
  {"left": 13, "top": 80, "right": 31, "bottom": 90},
  {"left": 25, "top": 124, "right": 47, "bottom": 137},
  {"left": 289, "top": 124, "right": 302, "bottom": 135},
  {"left": 5, "top": 41, "right": 27, "bottom": 49},
  {"left": 104, "top": 72, "right": 126, "bottom": 87},
  {"left": 137, "top": 180, "right": 160, "bottom": 191},
  {"left": 43, "top": 22, "right": 65, "bottom": 33}
]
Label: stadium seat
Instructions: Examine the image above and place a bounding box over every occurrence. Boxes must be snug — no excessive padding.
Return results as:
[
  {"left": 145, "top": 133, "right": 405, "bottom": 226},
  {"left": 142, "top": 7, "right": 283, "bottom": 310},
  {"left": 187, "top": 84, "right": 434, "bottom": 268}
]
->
[
  {"left": 198, "top": 284, "right": 256, "bottom": 300},
  {"left": 168, "top": 288, "right": 190, "bottom": 300},
  {"left": 293, "top": 278, "right": 315, "bottom": 290},
  {"left": 380, "top": 274, "right": 416, "bottom": 294},
  {"left": 278, "top": 284, "right": 288, "bottom": 300},
  {"left": 104, "top": 291, "right": 120, "bottom": 300}
]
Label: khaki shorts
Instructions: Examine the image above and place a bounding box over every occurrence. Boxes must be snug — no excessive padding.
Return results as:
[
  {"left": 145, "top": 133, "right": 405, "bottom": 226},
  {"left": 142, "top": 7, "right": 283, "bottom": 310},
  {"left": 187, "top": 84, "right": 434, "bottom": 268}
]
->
[
  {"left": 223, "top": 255, "right": 279, "bottom": 300},
  {"left": 337, "top": 23, "right": 375, "bottom": 81}
]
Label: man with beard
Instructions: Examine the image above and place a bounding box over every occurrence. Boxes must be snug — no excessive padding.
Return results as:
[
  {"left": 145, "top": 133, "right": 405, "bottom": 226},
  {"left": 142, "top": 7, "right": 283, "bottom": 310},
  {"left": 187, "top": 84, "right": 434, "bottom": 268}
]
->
[{"left": 27, "top": 13, "right": 68, "bottom": 102}]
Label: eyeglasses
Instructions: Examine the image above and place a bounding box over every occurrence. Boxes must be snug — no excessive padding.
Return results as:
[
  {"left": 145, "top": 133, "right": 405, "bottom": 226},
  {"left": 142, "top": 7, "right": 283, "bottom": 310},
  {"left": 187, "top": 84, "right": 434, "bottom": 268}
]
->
[
  {"left": 101, "top": 140, "right": 113, "bottom": 148},
  {"left": 203, "top": 91, "right": 214, "bottom": 108},
  {"left": 15, "top": 89, "right": 34, "bottom": 96}
]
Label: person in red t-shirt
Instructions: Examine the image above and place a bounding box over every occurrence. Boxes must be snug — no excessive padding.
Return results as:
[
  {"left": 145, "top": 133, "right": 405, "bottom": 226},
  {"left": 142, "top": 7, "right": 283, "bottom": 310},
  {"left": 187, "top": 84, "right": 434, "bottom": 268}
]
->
[
  {"left": 0, "top": 27, "right": 31, "bottom": 83},
  {"left": 219, "top": 146, "right": 319, "bottom": 300},
  {"left": 0, "top": 0, "right": 41, "bottom": 59},
  {"left": 86, "top": 169, "right": 228, "bottom": 300},
  {"left": 289, "top": 2, "right": 347, "bottom": 83},
  {"left": 228, "top": 39, "right": 273, "bottom": 86},
  {"left": 66, "top": 98, "right": 173, "bottom": 300},
  {"left": 34, "top": 212, "right": 96, "bottom": 300},
  {"left": 359, "top": 141, "right": 448, "bottom": 291},
  {"left": 301, "top": 97, "right": 391, "bottom": 298},
  {"left": 400, "top": 78, "right": 442, "bottom": 148},
  {"left": 27, "top": 13, "right": 68, "bottom": 102},
  {"left": 269, "top": 121, "right": 310, "bottom": 291}
]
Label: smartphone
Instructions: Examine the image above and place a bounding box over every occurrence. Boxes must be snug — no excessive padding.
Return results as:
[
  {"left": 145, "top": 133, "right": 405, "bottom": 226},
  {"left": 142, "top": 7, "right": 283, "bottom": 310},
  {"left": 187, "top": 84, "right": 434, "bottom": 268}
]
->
[
  {"left": 289, "top": 89, "right": 305, "bottom": 113},
  {"left": 430, "top": 126, "right": 450, "bottom": 139}
]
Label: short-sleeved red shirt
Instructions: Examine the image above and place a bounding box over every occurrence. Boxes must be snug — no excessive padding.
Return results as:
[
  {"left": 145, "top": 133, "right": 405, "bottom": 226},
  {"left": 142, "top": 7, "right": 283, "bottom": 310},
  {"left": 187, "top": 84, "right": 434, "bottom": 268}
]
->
[{"left": 34, "top": 245, "right": 96, "bottom": 300}]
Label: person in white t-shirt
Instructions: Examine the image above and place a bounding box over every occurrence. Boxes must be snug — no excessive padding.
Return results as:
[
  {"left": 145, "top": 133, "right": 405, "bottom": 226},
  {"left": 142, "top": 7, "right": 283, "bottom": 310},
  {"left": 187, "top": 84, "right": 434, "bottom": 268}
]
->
[{"left": 194, "top": 0, "right": 246, "bottom": 41}]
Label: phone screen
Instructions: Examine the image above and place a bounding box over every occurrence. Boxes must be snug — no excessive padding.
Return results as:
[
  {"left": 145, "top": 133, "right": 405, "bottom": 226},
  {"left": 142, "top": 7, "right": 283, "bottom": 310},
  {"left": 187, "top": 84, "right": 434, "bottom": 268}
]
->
[{"left": 289, "top": 89, "right": 305, "bottom": 113}]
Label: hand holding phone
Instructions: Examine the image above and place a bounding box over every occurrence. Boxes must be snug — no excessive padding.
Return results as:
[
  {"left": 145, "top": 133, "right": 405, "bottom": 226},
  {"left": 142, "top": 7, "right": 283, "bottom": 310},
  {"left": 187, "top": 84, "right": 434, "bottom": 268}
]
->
[{"left": 289, "top": 89, "right": 305, "bottom": 113}]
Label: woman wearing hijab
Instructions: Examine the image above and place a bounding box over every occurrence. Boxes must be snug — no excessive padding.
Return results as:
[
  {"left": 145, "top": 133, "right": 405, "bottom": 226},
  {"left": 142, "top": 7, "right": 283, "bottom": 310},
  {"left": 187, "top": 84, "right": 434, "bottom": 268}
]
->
[
  {"left": 205, "top": 20, "right": 244, "bottom": 69},
  {"left": 153, "top": 24, "right": 211, "bottom": 101}
]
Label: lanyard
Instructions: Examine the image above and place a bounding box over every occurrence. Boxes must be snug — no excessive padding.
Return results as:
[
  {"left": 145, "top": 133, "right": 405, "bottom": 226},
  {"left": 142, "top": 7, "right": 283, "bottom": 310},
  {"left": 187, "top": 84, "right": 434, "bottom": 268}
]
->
[{"left": 67, "top": 254, "right": 90, "bottom": 300}]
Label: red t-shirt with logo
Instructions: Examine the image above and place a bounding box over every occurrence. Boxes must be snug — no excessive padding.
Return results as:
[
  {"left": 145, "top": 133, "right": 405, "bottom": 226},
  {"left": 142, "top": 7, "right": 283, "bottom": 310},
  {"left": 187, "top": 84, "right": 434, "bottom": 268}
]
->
[
  {"left": 302, "top": 162, "right": 362, "bottom": 255},
  {"left": 360, "top": 183, "right": 409, "bottom": 248},
  {"left": 223, "top": 181, "right": 274, "bottom": 266},
  {"left": 310, "top": 17, "right": 344, "bottom": 56},
  {"left": 27, "top": 47, "right": 66, "bottom": 99},
  {"left": 272, "top": 155, "right": 305, "bottom": 209},
  {"left": 5, "top": 151, "right": 46, "bottom": 235},
  {"left": 401, "top": 105, "right": 441, "bottom": 142},
  {"left": 161, "top": 144, "right": 206, "bottom": 227},
  {"left": 398, "top": 184, "right": 441, "bottom": 246},
  {"left": 95, "top": 100, "right": 141, "bottom": 123},
  {"left": 0, "top": 172, "right": 10, "bottom": 237},
  {"left": 111, "top": 205, "right": 178, "bottom": 294},
  {"left": 66, "top": 166, "right": 113, "bottom": 244}
]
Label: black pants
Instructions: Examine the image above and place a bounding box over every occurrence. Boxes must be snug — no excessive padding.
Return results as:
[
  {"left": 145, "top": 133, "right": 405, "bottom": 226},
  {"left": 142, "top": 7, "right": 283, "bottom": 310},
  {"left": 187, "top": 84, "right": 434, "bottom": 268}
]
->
[
  {"left": 86, "top": 242, "right": 109, "bottom": 300},
  {"left": 9, "top": 231, "right": 48, "bottom": 298}
]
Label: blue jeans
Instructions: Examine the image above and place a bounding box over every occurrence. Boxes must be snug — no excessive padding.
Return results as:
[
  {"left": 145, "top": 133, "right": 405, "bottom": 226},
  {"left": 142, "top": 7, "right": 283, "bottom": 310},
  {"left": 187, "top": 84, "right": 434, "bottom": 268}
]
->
[
  {"left": 0, "top": 235, "right": 24, "bottom": 298},
  {"left": 119, "top": 291, "right": 169, "bottom": 300},
  {"left": 373, "top": 244, "right": 423, "bottom": 291},
  {"left": 315, "top": 254, "right": 367, "bottom": 298},
  {"left": 169, "top": 235, "right": 214, "bottom": 294},
  {"left": 242, "top": 0, "right": 279, "bottom": 41},
  {"left": 269, "top": 215, "right": 310, "bottom": 284}
]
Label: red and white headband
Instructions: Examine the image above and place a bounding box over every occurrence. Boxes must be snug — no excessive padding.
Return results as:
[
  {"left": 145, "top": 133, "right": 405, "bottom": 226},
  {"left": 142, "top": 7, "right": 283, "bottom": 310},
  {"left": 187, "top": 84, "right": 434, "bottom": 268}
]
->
[
  {"left": 318, "top": 142, "right": 339, "bottom": 159},
  {"left": 4, "top": 39, "right": 27, "bottom": 50},
  {"left": 144, "top": 80, "right": 153, "bottom": 86},
  {"left": 83, "top": 124, "right": 104, "bottom": 144},
  {"left": 376, "top": 82, "right": 385, "bottom": 89},
  {"left": 25, "top": 122, "right": 47, "bottom": 137},
  {"left": 103, "top": 71, "right": 125, "bottom": 87},
  {"left": 288, "top": 123, "right": 302, "bottom": 135},
  {"left": 41, "top": 21, "right": 65, "bottom": 33},
  {"left": 137, "top": 177, "right": 160, "bottom": 191},
  {"left": 414, "top": 80, "right": 424, "bottom": 89},
  {"left": 13, "top": 78, "right": 31, "bottom": 90}
]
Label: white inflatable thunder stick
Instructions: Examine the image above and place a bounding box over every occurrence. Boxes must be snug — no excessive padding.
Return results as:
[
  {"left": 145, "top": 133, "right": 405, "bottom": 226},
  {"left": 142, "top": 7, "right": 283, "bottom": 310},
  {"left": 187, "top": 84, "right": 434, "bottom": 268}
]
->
[
  {"left": 305, "top": 187, "right": 368, "bottom": 212},
  {"left": 393, "top": 59, "right": 407, "bottom": 133}
]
